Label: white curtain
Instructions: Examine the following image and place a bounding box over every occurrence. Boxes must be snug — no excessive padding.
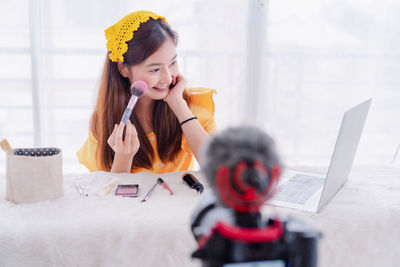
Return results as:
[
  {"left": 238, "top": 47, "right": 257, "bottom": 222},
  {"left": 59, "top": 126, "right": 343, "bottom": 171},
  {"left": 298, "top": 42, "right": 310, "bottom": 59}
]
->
[
  {"left": 260, "top": 0, "right": 400, "bottom": 167},
  {"left": 0, "top": 0, "right": 399, "bottom": 172}
]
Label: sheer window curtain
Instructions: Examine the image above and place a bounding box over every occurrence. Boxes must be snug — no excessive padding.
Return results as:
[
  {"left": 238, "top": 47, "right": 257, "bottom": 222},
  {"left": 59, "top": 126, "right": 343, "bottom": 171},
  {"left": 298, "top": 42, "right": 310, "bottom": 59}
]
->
[
  {"left": 259, "top": 0, "right": 400, "bottom": 167},
  {"left": 0, "top": 0, "right": 399, "bottom": 173}
]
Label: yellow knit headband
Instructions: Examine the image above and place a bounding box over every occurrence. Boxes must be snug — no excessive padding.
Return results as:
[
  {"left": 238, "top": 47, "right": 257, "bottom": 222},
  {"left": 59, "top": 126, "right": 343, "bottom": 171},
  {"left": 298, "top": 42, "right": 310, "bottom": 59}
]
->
[{"left": 105, "top": 10, "right": 168, "bottom": 62}]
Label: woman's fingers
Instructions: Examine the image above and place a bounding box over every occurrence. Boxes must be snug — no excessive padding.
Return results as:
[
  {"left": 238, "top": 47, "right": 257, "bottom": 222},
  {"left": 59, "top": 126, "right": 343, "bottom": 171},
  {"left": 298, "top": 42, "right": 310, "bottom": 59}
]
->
[
  {"left": 125, "top": 120, "right": 132, "bottom": 145},
  {"left": 175, "top": 74, "right": 187, "bottom": 87},
  {"left": 115, "top": 121, "right": 125, "bottom": 146},
  {"left": 126, "top": 120, "right": 140, "bottom": 153},
  {"left": 107, "top": 124, "right": 118, "bottom": 147},
  {"left": 107, "top": 121, "right": 139, "bottom": 156}
]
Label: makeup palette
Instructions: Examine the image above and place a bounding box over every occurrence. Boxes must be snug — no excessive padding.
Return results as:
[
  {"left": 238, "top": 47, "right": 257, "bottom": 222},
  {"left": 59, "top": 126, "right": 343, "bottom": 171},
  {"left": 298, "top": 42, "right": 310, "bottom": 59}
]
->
[{"left": 115, "top": 184, "right": 139, "bottom": 197}]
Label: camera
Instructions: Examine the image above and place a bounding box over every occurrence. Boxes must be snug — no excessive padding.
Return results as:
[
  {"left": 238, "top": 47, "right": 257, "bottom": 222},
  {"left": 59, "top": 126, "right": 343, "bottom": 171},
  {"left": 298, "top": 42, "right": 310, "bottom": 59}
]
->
[{"left": 191, "top": 127, "right": 321, "bottom": 267}]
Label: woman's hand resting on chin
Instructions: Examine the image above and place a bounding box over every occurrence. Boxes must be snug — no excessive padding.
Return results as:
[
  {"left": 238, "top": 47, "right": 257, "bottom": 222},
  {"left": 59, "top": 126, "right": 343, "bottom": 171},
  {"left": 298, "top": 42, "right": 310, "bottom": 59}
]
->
[{"left": 163, "top": 74, "right": 187, "bottom": 109}]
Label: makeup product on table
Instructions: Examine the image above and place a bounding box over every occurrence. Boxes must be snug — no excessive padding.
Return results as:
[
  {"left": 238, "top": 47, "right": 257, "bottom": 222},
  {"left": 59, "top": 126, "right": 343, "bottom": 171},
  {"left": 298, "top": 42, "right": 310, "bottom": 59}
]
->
[
  {"left": 141, "top": 178, "right": 173, "bottom": 202},
  {"left": 103, "top": 183, "right": 117, "bottom": 195},
  {"left": 182, "top": 173, "right": 204, "bottom": 194},
  {"left": 120, "top": 80, "right": 148, "bottom": 125},
  {"left": 157, "top": 178, "right": 173, "bottom": 195},
  {"left": 115, "top": 184, "right": 139, "bottom": 197},
  {"left": 141, "top": 180, "right": 159, "bottom": 202},
  {"left": 75, "top": 183, "right": 88, "bottom": 197}
]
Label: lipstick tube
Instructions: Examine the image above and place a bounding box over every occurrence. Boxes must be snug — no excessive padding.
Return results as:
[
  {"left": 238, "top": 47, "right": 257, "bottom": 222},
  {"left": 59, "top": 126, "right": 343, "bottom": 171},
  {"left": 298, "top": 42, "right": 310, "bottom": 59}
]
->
[{"left": 182, "top": 173, "right": 204, "bottom": 194}]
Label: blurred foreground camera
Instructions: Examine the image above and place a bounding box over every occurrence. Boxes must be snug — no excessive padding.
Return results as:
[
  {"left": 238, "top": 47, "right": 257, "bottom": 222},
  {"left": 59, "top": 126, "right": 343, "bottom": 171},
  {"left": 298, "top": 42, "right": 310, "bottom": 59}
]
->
[{"left": 191, "top": 127, "right": 321, "bottom": 267}]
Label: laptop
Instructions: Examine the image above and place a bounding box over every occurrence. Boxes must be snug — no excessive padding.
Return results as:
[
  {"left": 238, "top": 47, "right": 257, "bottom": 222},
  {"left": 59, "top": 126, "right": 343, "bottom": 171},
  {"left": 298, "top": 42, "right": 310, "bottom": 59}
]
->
[{"left": 268, "top": 99, "right": 372, "bottom": 213}]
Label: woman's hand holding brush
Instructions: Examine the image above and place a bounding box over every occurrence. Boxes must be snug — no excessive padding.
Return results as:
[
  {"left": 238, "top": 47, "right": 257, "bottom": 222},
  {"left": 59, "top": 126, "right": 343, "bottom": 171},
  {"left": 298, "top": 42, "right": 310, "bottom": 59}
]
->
[
  {"left": 108, "top": 80, "right": 147, "bottom": 173},
  {"left": 108, "top": 120, "right": 140, "bottom": 157},
  {"left": 108, "top": 120, "right": 140, "bottom": 173}
]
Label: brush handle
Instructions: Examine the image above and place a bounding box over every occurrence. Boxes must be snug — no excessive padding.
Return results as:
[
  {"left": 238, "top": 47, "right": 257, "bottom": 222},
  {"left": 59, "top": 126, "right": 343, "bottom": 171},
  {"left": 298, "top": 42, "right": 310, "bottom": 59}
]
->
[
  {"left": 141, "top": 182, "right": 158, "bottom": 202},
  {"left": 0, "top": 139, "right": 13, "bottom": 155},
  {"left": 120, "top": 108, "right": 133, "bottom": 125},
  {"left": 120, "top": 95, "right": 138, "bottom": 125}
]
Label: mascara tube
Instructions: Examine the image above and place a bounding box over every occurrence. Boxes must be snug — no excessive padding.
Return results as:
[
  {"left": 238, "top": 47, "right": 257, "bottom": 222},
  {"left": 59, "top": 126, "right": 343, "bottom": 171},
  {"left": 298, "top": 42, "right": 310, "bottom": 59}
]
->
[{"left": 182, "top": 173, "right": 204, "bottom": 194}]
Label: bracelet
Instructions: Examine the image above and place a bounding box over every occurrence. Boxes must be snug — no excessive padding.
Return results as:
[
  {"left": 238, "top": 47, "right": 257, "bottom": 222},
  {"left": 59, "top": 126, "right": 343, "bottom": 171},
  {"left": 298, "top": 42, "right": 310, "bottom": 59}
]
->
[{"left": 180, "top": 116, "right": 198, "bottom": 126}]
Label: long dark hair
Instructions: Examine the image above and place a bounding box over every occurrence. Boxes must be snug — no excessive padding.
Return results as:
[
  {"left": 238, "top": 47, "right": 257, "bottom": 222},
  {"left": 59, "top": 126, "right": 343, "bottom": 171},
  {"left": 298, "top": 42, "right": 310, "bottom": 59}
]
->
[{"left": 91, "top": 18, "right": 189, "bottom": 171}]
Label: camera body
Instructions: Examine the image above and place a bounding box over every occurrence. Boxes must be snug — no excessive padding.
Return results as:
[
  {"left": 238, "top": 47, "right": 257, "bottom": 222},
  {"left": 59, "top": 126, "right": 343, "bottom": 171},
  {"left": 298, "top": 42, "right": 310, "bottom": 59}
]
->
[
  {"left": 192, "top": 127, "right": 321, "bottom": 267},
  {"left": 191, "top": 208, "right": 320, "bottom": 267}
]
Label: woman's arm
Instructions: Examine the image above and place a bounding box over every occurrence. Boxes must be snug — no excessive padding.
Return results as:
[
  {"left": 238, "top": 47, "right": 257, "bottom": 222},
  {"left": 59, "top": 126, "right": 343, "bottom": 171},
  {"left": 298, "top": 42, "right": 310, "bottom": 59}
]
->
[
  {"left": 170, "top": 99, "right": 209, "bottom": 161},
  {"left": 164, "top": 75, "right": 210, "bottom": 162}
]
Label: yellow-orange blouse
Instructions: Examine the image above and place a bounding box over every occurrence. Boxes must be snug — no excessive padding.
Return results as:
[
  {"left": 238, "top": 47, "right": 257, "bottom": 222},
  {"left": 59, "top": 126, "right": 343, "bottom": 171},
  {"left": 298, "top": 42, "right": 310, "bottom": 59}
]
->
[{"left": 77, "top": 88, "right": 217, "bottom": 173}]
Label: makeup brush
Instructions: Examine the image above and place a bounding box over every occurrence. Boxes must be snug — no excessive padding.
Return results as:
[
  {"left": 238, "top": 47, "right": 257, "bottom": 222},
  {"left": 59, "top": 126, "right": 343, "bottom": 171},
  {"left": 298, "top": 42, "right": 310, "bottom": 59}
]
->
[
  {"left": 141, "top": 180, "right": 159, "bottom": 202},
  {"left": 120, "top": 80, "right": 148, "bottom": 125}
]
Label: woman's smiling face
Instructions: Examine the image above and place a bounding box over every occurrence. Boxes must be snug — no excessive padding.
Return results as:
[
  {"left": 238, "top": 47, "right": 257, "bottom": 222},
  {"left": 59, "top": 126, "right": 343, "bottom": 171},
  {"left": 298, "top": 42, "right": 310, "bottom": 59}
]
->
[{"left": 126, "top": 38, "right": 179, "bottom": 100}]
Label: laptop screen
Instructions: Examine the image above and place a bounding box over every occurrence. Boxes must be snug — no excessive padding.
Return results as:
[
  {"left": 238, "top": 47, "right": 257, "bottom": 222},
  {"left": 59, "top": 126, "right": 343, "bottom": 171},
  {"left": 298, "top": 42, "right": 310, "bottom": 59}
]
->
[{"left": 318, "top": 99, "right": 371, "bottom": 212}]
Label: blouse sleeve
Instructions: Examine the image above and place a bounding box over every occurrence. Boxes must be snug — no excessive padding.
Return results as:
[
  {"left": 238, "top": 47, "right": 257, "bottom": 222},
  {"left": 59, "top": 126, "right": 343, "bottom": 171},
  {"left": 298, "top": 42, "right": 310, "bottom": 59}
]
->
[
  {"left": 76, "top": 130, "right": 103, "bottom": 172},
  {"left": 181, "top": 87, "right": 218, "bottom": 153}
]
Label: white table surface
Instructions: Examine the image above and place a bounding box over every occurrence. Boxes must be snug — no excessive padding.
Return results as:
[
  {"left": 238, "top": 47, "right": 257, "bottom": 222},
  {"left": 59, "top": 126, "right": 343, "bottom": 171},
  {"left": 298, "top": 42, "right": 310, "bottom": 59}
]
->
[{"left": 0, "top": 166, "right": 399, "bottom": 267}]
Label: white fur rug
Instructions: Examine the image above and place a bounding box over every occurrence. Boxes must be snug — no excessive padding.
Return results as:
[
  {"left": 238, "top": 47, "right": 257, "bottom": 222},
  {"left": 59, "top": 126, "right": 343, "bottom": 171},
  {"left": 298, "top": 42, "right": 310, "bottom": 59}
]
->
[{"left": 0, "top": 166, "right": 399, "bottom": 267}]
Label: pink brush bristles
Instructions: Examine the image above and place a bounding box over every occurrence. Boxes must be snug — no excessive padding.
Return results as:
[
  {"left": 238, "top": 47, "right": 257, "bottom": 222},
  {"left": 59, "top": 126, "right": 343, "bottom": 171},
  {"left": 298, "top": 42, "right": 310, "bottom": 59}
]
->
[
  {"left": 120, "top": 80, "right": 148, "bottom": 124},
  {"left": 131, "top": 80, "right": 148, "bottom": 97}
]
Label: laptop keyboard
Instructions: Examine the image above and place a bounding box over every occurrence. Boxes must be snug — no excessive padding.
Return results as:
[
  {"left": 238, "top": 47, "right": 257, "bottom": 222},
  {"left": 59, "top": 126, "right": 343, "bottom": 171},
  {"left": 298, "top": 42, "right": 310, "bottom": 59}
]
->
[{"left": 272, "top": 174, "right": 325, "bottom": 205}]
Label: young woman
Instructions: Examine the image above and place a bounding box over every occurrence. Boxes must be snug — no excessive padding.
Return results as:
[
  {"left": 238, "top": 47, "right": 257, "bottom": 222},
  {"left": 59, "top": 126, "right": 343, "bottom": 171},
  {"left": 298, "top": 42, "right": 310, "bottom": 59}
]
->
[{"left": 77, "top": 10, "right": 217, "bottom": 173}]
